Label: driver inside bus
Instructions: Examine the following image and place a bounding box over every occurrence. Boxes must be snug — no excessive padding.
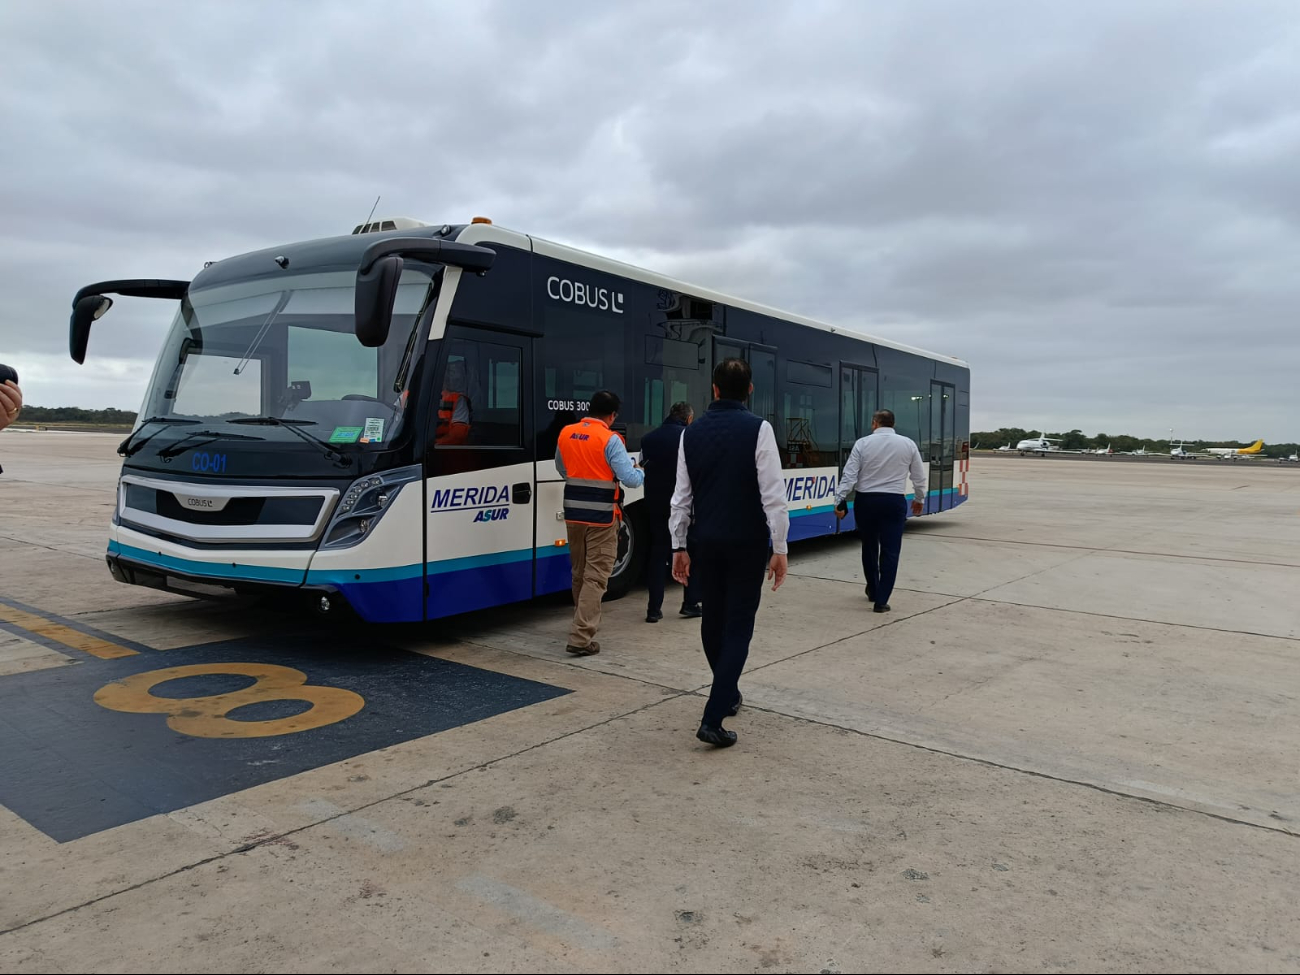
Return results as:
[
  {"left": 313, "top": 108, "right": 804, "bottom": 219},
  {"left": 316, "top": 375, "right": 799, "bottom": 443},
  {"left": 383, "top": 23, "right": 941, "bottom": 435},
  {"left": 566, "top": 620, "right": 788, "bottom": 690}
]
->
[{"left": 435, "top": 358, "right": 472, "bottom": 445}]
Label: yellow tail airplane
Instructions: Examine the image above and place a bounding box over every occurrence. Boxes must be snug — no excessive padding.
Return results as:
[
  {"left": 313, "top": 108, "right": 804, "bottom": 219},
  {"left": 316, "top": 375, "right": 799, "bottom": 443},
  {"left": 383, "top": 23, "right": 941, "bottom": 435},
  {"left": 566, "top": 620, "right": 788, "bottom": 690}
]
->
[{"left": 1206, "top": 439, "right": 1264, "bottom": 458}]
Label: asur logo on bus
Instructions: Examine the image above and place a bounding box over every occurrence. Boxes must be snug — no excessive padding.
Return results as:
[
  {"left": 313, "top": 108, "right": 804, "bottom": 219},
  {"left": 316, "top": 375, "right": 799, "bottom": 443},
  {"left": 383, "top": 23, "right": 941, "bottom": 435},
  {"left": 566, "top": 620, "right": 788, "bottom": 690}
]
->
[{"left": 546, "top": 276, "right": 624, "bottom": 315}]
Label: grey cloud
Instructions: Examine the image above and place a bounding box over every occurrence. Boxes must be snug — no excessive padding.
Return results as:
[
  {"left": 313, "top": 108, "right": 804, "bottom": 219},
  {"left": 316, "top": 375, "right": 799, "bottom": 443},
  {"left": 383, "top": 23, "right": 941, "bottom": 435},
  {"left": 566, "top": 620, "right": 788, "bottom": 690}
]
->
[{"left": 1, "top": 0, "right": 1298, "bottom": 440}]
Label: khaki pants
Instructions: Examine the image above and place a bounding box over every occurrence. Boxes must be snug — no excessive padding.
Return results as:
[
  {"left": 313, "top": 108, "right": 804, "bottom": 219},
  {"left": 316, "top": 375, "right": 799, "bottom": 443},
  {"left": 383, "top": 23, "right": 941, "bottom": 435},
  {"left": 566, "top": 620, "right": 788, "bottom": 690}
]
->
[{"left": 567, "top": 521, "right": 618, "bottom": 648}]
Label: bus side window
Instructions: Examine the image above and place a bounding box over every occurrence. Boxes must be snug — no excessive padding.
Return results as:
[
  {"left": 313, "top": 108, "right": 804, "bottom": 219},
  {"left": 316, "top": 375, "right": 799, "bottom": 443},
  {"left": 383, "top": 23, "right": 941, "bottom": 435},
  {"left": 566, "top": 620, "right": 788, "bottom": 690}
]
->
[{"left": 436, "top": 339, "right": 522, "bottom": 449}]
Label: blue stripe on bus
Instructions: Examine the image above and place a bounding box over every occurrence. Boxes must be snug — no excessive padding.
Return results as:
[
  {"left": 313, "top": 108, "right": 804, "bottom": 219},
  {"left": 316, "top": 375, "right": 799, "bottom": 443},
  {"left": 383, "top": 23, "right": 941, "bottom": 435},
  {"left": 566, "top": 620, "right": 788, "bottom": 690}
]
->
[
  {"left": 111, "top": 541, "right": 307, "bottom": 584},
  {"left": 112, "top": 488, "right": 970, "bottom": 623}
]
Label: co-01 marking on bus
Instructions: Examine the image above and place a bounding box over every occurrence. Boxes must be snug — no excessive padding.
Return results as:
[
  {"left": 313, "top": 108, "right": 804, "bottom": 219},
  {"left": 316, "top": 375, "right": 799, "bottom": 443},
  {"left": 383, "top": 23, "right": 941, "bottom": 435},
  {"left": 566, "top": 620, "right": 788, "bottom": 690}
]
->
[{"left": 94, "top": 662, "right": 365, "bottom": 739}]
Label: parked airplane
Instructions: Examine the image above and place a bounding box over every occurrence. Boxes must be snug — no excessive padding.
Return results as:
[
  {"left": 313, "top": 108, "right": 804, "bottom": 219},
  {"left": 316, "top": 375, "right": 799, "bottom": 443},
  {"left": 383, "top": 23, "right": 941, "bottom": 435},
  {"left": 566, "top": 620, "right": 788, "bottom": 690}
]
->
[
  {"left": 1016, "top": 432, "right": 1063, "bottom": 454},
  {"left": 1170, "top": 442, "right": 1198, "bottom": 460},
  {"left": 1089, "top": 443, "right": 1113, "bottom": 456},
  {"left": 1206, "top": 439, "right": 1264, "bottom": 459},
  {"left": 1123, "top": 446, "right": 1152, "bottom": 456}
]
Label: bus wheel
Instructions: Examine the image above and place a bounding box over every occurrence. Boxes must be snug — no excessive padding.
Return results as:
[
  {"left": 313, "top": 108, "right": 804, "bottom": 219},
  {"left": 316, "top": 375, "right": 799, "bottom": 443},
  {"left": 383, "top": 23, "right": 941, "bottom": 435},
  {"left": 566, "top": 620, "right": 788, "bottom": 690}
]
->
[{"left": 604, "top": 508, "right": 647, "bottom": 602}]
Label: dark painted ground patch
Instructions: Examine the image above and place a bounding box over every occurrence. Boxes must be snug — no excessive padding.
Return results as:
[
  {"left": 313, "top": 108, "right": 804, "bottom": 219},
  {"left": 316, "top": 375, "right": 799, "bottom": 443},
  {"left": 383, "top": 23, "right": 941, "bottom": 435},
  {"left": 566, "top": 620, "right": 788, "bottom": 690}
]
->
[{"left": 0, "top": 634, "right": 569, "bottom": 842}]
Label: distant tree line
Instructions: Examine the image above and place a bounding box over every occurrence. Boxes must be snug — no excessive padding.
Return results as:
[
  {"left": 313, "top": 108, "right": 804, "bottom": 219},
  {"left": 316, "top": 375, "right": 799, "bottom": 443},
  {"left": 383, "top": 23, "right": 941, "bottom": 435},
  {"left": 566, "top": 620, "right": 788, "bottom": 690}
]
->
[
  {"left": 971, "top": 427, "right": 1300, "bottom": 459},
  {"left": 18, "top": 406, "right": 138, "bottom": 426}
]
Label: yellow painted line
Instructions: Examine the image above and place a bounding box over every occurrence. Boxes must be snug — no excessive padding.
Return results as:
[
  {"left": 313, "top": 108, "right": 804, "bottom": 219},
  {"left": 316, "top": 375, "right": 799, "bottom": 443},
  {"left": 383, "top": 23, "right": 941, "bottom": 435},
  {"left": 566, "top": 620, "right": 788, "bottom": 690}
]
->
[{"left": 0, "top": 604, "right": 139, "bottom": 659}]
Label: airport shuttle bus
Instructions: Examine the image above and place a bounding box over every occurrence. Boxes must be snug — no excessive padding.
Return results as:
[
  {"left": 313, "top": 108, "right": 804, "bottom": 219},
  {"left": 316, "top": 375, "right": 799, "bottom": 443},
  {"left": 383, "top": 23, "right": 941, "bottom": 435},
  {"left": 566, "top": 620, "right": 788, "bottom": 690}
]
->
[{"left": 68, "top": 218, "right": 970, "bottom": 623}]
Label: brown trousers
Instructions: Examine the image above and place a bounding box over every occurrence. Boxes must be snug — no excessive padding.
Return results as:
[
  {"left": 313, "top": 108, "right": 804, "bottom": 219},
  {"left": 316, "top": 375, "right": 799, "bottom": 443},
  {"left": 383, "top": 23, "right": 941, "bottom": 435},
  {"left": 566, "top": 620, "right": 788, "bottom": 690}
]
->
[{"left": 567, "top": 521, "right": 618, "bottom": 648}]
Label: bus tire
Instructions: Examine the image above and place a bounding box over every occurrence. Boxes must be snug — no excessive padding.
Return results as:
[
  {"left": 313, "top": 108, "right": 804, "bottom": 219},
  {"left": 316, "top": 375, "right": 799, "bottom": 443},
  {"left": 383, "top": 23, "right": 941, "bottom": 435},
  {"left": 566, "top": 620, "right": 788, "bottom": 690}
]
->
[{"left": 604, "top": 506, "right": 647, "bottom": 602}]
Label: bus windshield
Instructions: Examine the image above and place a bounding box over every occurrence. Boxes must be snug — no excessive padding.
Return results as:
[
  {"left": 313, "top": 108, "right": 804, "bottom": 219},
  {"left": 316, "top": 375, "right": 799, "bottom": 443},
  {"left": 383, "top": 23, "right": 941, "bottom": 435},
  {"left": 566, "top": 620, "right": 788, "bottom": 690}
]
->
[{"left": 133, "top": 267, "right": 436, "bottom": 452}]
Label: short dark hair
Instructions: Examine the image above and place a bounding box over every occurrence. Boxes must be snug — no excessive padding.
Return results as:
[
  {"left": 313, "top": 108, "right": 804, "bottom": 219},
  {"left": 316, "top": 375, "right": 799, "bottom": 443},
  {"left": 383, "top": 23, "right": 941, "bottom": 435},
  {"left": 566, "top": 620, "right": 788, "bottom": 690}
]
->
[
  {"left": 668, "top": 401, "right": 693, "bottom": 422},
  {"left": 712, "top": 358, "right": 752, "bottom": 401},
  {"left": 590, "top": 390, "right": 621, "bottom": 417},
  {"left": 873, "top": 409, "right": 896, "bottom": 428}
]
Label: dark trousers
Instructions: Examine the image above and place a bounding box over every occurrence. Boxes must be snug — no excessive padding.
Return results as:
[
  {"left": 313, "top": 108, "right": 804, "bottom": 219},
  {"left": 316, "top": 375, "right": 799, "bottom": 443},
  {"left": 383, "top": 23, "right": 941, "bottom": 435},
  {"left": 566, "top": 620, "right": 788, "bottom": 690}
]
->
[
  {"left": 646, "top": 515, "right": 700, "bottom": 613},
  {"left": 695, "top": 539, "right": 769, "bottom": 726},
  {"left": 854, "top": 493, "right": 907, "bottom": 606}
]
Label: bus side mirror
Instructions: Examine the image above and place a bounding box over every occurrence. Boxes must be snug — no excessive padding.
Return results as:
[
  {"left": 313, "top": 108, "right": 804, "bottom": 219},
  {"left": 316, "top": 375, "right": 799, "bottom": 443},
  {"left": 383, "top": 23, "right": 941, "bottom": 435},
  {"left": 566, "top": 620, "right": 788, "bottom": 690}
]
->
[
  {"left": 355, "top": 255, "right": 403, "bottom": 348},
  {"left": 70, "top": 295, "right": 113, "bottom": 364}
]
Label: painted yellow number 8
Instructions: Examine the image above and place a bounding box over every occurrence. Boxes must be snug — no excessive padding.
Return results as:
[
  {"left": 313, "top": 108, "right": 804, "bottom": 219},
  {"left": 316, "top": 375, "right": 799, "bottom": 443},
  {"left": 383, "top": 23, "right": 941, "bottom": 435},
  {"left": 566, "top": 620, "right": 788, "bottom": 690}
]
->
[{"left": 95, "top": 663, "right": 365, "bottom": 739}]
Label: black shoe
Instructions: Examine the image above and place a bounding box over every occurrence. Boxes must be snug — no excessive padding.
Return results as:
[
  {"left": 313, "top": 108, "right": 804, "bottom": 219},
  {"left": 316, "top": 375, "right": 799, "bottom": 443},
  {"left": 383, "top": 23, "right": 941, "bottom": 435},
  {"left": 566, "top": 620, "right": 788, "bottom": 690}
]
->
[
  {"left": 646, "top": 609, "right": 663, "bottom": 623},
  {"left": 696, "top": 723, "right": 737, "bottom": 747},
  {"left": 679, "top": 603, "right": 702, "bottom": 618},
  {"left": 873, "top": 603, "right": 891, "bottom": 613},
  {"left": 728, "top": 692, "right": 743, "bottom": 717}
]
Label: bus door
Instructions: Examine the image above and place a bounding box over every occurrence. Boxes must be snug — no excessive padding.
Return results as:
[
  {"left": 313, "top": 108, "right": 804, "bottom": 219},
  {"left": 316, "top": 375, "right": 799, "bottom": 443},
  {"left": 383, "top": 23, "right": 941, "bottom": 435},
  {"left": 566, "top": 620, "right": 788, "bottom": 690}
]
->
[
  {"left": 424, "top": 325, "right": 535, "bottom": 619},
  {"left": 838, "top": 364, "right": 878, "bottom": 532},
  {"left": 928, "top": 381, "right": 956, "bottom": 512}
]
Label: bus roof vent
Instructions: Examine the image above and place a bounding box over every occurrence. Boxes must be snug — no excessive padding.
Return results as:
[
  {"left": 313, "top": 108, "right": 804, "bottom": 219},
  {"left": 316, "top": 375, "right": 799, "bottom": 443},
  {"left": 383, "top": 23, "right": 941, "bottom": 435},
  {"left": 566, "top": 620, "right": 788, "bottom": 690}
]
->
[{"left": 351, "top": 216, "right": 429, "bottom": 235}]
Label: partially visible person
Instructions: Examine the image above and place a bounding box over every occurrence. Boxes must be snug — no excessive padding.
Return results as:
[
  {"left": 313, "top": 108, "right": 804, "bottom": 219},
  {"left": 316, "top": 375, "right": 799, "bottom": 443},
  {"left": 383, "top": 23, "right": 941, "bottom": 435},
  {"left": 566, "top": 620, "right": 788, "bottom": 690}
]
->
[
  {"left": 639, "top": 401, "right": 701, "bottom": 623},
  {"left": 555, "top": 390, "right": 644, "bottom": 656},
  {"left": 833, "top": 409, "right": 927, "bottom": 613},
  {"left": 671, "top": 359, "right": 789, "bottom": 748},
  {"left": 435, "top": 359, "right": 472, "bottom": 445},
  {"left": 0, "top": 379, "right": 22, "bottom": 433}
]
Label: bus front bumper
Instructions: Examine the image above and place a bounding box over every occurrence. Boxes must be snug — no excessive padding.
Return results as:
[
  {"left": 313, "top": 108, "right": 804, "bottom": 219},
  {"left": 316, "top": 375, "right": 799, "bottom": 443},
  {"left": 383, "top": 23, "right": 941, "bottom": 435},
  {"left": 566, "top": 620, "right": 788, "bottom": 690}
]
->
[{"left": 106, "top": 551, "right": 357, "bottom": 619}]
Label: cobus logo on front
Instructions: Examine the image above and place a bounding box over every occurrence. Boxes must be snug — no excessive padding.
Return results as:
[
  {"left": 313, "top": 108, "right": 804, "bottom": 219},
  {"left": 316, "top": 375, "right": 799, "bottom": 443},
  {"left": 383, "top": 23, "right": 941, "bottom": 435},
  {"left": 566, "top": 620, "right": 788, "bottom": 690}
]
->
[{"left": 546, "top": 276, "right": 624, "bottom": 315}]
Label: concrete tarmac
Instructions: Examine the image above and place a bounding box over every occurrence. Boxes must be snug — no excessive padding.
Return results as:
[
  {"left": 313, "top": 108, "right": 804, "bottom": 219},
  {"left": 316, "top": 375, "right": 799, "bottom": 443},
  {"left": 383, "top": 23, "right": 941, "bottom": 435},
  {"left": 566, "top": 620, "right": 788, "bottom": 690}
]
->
[{"left": 1, "top": 433, "right": 1299, "bottom": 973}]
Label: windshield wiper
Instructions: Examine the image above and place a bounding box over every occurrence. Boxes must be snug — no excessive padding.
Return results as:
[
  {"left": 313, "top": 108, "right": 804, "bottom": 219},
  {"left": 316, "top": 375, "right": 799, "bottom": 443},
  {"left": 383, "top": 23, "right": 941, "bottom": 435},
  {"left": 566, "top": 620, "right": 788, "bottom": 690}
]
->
[
  {"left": 233, "top": 291, "right": 291, "bottom": 376},
  {"left": 119, "top": 416, "right": 201, "bottom": 457},
  {"left": 156, "top": 429, "right": 265, "bottom": 460},
  {"left": 229, "top": 416, "right": 353, "bottom": 468}
]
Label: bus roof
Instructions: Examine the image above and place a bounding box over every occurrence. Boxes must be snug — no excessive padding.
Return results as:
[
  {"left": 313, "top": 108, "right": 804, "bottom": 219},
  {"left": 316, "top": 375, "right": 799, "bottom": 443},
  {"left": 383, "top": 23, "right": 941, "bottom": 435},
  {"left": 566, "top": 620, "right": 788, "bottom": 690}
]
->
[
  {"left": 457, "top": 221, "right": 969, "bottom": 369},
  {"left": 191, "top": 220, "right": 968, "bottom": 370}
]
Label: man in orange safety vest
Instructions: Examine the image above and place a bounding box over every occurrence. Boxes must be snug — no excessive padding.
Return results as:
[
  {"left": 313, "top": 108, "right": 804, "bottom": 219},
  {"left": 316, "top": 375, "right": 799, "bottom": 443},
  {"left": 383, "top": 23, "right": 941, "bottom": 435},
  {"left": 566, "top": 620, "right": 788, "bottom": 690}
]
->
[{"left": 555, "top": 390, "right": 644, "bottom": 655}]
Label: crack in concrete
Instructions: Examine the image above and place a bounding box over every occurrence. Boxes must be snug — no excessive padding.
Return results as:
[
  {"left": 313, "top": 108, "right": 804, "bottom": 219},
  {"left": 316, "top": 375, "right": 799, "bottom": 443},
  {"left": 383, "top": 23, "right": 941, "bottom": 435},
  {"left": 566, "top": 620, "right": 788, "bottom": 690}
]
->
[
  {"left": 0, "top": 688, "right": 693, "bottom": 940},
  {"left": 729, "top": 701, "right": 1300, "bottom": 841},
  {"left": 916, "top": 531, "right": 1300, "bottom": 570},
  {"left": 0, "top": 533, "right": 101, "bottom": 561}
]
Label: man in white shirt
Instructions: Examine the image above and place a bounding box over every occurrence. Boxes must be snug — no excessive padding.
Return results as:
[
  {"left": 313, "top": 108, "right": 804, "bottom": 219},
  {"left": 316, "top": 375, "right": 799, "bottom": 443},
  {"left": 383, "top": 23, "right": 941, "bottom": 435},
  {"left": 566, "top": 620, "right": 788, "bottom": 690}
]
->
[
  {"left": 670, "top": 358, "right": 789, "bottom": 748},
  {"left": 833, "top": 409, "right": 927, "bottom": 613}
]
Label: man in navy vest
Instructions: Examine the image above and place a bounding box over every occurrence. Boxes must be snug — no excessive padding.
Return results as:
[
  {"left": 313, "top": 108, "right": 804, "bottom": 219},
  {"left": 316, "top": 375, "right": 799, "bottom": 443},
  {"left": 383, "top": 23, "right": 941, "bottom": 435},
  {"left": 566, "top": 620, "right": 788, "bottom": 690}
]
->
[
  {"left": 639, "top": 401, "right": 701, "bottom": 623},
  {"left": 670, "top": 358, "right": 790, "bottom": 747}
]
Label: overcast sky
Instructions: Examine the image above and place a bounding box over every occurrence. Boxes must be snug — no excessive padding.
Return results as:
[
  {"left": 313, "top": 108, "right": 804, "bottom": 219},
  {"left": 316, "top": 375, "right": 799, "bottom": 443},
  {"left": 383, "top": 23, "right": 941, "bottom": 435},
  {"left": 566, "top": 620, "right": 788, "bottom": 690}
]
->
[{"left": 2, "top": 1, "right": 1297, "bottom": 441}]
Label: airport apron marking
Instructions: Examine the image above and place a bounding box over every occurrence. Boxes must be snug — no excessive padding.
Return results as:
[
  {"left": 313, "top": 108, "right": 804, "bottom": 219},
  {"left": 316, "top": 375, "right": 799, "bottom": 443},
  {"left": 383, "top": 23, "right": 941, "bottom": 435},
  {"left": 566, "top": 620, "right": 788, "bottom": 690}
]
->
[
  {"left": 0, "top": 594, "right": 148, "bottom": 659},
  {"left": 0, "top": 602, "right": 570, "bottom": 842},
  {"left": 95, "top": 663, "right": 366, "bottom": 739}
]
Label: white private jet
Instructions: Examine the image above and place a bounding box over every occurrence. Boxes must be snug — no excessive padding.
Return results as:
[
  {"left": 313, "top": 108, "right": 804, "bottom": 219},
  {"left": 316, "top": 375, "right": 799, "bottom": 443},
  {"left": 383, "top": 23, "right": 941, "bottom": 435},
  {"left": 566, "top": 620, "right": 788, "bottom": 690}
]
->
[
  {"left": 995, "top": 442, "right": 1014, "bottom": 452},
  {"left": 1089, "top": 443, "right": 1113, "bottom": 456},
  {"left": 1015, "top": 432, "right": 1063, "bottom": 455}
]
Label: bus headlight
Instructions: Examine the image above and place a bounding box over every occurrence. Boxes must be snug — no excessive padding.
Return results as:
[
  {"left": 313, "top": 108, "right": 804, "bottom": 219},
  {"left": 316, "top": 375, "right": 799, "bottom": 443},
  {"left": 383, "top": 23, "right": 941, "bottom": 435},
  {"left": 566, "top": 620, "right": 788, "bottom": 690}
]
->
[{"left": 321, "top": 464, "right": 422, "bottom": 549}]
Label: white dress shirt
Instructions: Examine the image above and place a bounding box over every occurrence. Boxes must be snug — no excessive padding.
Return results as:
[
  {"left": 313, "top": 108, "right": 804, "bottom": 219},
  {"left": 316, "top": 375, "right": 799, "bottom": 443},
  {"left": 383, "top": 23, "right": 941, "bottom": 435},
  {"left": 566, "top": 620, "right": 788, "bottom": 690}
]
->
[
  {"left": 834, "top": 426, "right": 928, "bottom": 505},
  {"left": 669, "top": 420, "right": 791, "bottom": 555}
]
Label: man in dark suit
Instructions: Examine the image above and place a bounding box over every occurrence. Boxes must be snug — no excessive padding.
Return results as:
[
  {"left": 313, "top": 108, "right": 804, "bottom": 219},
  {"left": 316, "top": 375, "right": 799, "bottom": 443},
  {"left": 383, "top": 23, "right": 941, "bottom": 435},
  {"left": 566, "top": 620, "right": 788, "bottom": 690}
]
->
[
  {"left": 671, "top": 359, "right": 790, "bottom": 748},
  {"left": 639, "top": 401, "right": 701, "bottom": 623}
]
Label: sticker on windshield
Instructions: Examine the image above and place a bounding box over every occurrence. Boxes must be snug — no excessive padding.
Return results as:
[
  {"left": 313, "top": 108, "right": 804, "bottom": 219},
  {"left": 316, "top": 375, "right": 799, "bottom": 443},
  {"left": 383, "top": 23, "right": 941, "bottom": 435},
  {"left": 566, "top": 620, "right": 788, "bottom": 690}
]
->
[
  {"left": 328, "top": 426, "right": 363, "bottom": 444},
  {"left": 360, "top": 417, "right": 385, "bottom": 444}
]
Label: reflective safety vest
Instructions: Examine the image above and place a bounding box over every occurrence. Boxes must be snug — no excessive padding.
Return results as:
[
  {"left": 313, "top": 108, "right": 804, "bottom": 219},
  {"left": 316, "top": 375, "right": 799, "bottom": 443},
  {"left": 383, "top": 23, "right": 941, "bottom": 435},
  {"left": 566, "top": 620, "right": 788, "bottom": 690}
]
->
[
  {"left": 558, "top": 417, "right": 620, "bottom": 525},
  {"left": 436, "top": 391, "right": 469, "bottom": 444}
]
